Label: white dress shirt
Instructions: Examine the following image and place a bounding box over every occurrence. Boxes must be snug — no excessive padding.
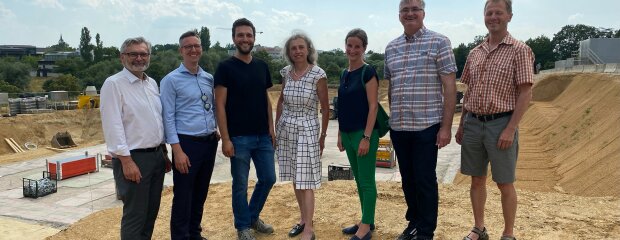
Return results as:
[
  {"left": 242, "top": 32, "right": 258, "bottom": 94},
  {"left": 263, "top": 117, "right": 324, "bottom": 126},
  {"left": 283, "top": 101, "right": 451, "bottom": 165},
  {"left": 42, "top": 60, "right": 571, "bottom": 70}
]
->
[{"left": 100, "top": 67, "right": 165, "bottom": 157}]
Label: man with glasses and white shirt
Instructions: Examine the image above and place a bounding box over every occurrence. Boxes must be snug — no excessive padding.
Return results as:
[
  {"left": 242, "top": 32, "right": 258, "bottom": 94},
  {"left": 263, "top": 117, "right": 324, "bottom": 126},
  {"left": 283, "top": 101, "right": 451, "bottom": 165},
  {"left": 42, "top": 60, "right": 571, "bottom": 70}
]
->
[
  {"left": 384, "top": 0, "right": 457, "bottom": 239},
  {"left": 160, "top": 30, "right": 220, "bottom": 240},
  {"left": 100, "top": 36, "right": 168, "bottom": 240}
]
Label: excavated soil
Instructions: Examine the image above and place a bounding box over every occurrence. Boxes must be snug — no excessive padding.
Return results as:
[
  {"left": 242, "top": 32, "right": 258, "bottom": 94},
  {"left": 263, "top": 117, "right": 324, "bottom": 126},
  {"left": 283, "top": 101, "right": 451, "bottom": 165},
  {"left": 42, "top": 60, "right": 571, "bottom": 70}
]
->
[{"left": 454, "top": 73, "right": 620, "bottom": 197}]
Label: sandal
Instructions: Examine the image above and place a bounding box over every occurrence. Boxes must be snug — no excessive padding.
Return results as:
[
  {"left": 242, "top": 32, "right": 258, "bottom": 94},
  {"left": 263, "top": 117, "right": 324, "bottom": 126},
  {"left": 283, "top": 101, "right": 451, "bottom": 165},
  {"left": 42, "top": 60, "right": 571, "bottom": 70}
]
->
[
  {"left": 463, "top": 227, "right": 489, "bottom": 240},
  {"left": 500, "top": 236, "right": 516, "bottom": 240}
]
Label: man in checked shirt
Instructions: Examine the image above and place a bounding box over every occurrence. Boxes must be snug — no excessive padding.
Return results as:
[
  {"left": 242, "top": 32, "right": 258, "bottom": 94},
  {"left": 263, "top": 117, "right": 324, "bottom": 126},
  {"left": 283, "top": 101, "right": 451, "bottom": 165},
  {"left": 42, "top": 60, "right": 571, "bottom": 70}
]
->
[
  {"left": 384, "top": 0, "right": 457, "bottom": 239},
  {"left": 456, "top": 0, "right": 534, "bottom": 240}
]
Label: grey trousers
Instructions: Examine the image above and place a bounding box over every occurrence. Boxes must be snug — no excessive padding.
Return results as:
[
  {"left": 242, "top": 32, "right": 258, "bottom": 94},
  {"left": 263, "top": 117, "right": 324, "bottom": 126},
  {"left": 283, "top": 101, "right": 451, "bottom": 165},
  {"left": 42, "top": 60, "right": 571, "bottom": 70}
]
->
[{"left": 113, "top": 149, "right": 166, "bottom": 240}]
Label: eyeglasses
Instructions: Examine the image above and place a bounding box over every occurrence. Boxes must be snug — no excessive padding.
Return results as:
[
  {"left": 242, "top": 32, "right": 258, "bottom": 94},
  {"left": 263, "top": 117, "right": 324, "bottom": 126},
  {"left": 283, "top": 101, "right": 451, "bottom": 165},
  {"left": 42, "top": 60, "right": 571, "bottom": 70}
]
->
[
  {"left": 400, "top": 7, "right": 424, "bottom": 14},
  {"left": 123, "top": 52, "right": 150, "bottom": 58},
  {"left": 182, "top": 44, "right": 202, "bottom": 50},
  {"left": 201, "top": 93, "right": 211, "bottom": 111}
]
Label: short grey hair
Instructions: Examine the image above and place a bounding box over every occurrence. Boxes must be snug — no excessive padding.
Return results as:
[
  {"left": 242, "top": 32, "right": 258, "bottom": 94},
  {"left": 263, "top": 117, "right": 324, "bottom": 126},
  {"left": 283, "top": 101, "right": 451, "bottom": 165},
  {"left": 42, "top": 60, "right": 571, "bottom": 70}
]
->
[
  {"left": 120, "top": 37, "right": 151, "bottom": 54},
  {"left": 283, "top": 31, "right": 317, "bottom": 65},
  {"left": 399, "top": 0, "right": 425, "bottom": 10},
  {"left": 485, "top": 0, "right": 512, "bottom": 14}
]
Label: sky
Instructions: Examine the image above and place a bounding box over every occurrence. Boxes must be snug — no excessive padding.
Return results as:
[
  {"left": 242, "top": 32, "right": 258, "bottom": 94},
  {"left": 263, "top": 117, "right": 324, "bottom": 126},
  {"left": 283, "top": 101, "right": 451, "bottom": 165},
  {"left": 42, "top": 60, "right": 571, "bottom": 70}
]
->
[{"left": 0, "top": 0, "right": 618, "bottom": 53}]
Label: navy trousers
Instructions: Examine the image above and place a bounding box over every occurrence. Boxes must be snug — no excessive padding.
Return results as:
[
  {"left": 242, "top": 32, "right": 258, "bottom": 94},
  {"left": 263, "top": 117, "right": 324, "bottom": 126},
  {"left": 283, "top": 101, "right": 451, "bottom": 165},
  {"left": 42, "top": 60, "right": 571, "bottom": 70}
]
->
[
  {"left": 170, "top": 134, "right": 218, "bottom": 240},
  {"left": 391, "top": 123, "right": 440, "bottom": 239}
]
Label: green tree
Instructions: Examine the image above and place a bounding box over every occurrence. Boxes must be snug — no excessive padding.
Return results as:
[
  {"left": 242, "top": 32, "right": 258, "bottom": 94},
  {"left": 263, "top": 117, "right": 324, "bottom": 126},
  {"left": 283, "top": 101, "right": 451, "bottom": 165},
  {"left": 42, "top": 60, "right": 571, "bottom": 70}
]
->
[
  {"left": 42, "top": 74, "right": 81, "bottom": 92},
  {"left": 0, "top": 58, "right": 31, "bottom": 89},
  {"left": 199, "top": 26, "right": 211, "bottom": 52},
  {"left": 94, "top": 33, "right": 104, "bottom": 63},
  {"left": 21, "top": 55, "right": 41, "bottom": 69},
  {"left": 77, "top": 59, "right": 122, "bottom": 89},
  {"left": 79, "top": 27, "right": 94, "bottom": 63},
  {"left": 526, "top": 35, "right": 555, "bottom": 70},
  {"left": 453, "top": 43, "right": 469, "bottom": 78},
  {"left": 102, "top": 46, "right": 120, "bottom": 61},
  {"left": 54, "top": 57, "right": 85, "bottom": 74},
  {"left": 47, "top": 35, "right": 73, "bottom": 52},
  {"left": 146, "top": 50, "right": 181, "bottom": 83},
  {"left": 615, "top": 29, "right": 620, "bottom": 38},
  {"left": 152, "top": 44, "right": 179, "bottom": 53},
  {"left": 0, "top": 80, "right": 22, "bottom": 93},
  {"left": 552, "top": 24, "right": 599, "bottom": 61}
]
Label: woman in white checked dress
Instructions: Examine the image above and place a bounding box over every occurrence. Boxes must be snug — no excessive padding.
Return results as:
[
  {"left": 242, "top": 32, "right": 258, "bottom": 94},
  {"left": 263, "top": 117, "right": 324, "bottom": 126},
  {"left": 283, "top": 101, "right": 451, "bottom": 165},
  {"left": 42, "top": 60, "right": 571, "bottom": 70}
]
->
[{"left": 275, "top": 31, "right": 329, "bottom": 240}]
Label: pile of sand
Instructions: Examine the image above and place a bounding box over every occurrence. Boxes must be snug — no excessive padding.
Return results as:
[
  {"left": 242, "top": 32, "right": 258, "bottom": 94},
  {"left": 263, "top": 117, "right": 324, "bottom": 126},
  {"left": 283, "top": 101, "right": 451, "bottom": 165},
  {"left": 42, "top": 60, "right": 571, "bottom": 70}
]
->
[
  {"left": 454, "top": 73, "right": 620, "bottom": 197},
  {"left": 47, "top": 181, "right": 620, "bottom": 240},
  {"left": 0, "top": 109, "right": 104, "bottom": 165}
]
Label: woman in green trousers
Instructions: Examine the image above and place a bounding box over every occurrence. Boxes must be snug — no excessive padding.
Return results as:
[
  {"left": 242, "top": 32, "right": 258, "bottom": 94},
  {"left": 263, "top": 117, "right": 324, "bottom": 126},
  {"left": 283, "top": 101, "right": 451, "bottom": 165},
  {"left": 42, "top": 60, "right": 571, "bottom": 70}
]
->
[{"left": 337, "top": 28, "right": 380, "bottom": 240}]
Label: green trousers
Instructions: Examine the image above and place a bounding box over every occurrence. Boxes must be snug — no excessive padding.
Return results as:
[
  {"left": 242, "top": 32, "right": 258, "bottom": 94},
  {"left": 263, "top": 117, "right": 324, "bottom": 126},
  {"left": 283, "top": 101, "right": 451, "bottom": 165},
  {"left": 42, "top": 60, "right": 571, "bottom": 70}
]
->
[{"left": 341, "top": 129, "right": 379, "bottom": 224}]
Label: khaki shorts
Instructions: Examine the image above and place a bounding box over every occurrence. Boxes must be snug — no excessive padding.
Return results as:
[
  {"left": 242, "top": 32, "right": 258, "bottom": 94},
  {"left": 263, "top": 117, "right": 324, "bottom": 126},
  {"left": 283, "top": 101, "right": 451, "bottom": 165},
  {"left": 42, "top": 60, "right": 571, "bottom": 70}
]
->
[{"left": 460, "top": 112, "right": 519, "bottom": 183}]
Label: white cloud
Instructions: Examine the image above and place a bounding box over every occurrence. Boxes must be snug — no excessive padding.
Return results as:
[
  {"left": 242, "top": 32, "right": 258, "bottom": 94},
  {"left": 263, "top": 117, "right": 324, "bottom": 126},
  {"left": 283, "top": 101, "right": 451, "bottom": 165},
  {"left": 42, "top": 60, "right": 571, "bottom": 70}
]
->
[
  {"left": 33, "top": 0, "right": 65, "bottom": 10},
  {"left": 243, "top": 0, "right": 262, "bottom": 3},
  {"left": 0, "top": 3, "right": 16, "bottom": 19},
  {"left": 426, "top": 18, "right": 487, "bottom": 45},
  {"left": 269, "top": 9, "right": 313, "bottom": 26},
  {"left": 252, "top": 11, "right": 266, "bottom": 17},
  {"left": 568, "top": 13, "right": 584, "bottom": 22}
]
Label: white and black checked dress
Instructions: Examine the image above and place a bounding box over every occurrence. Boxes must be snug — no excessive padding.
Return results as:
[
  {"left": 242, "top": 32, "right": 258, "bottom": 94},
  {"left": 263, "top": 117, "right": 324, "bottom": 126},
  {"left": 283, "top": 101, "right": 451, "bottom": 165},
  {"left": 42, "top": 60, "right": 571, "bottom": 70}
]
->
[{"left": 276, "top": 65, "right": 326, "bottom": 189}]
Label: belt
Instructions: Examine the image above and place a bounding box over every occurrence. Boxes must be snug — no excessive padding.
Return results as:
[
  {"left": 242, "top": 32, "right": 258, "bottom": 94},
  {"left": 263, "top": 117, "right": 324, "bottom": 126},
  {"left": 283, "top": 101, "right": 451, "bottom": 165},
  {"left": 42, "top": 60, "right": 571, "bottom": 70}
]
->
[
  {"left": 470, "top": 111, "right": 513, "bottom": 122},
  {"left": 178, "top": 133, "right": 217, "bottom": 142},
  {"left": 130, "top": 145, "right": 161, "bottom": 153}
]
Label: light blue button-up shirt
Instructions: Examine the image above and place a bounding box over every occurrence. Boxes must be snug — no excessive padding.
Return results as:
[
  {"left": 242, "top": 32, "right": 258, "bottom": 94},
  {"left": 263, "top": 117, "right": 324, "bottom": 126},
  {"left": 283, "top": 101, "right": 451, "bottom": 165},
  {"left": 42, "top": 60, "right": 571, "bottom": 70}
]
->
[{"left": 160, "top": 63, "right": 216, "bottom": 144}]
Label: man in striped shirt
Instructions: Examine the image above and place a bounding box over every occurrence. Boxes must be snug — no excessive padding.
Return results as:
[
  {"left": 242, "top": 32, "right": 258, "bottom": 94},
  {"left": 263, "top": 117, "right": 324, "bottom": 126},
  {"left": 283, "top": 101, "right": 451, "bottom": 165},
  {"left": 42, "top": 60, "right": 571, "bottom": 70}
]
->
[
  {"left": 384, "top": 0, "right": 457, "bottom": 239},
  {"left": 456, "top": 1, "right": 534, "bottom": 240}
]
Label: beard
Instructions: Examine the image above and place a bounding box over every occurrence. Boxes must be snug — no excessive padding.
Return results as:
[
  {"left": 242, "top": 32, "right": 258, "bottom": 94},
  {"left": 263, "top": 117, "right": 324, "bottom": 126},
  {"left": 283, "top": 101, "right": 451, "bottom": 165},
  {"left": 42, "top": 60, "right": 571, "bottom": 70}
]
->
[
  {"left": 125, "top": 62, "right": 150, "bottom": 72},
  {"left": 236, "top": 43, "right": 254, "bottom": 55}
]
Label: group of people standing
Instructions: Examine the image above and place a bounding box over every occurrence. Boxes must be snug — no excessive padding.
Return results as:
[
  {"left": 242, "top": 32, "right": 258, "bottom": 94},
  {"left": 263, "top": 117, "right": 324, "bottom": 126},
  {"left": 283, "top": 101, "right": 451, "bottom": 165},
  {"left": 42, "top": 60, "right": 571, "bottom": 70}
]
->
[{"left": 99, "top": 0, "right": 533, "bottom": 240}]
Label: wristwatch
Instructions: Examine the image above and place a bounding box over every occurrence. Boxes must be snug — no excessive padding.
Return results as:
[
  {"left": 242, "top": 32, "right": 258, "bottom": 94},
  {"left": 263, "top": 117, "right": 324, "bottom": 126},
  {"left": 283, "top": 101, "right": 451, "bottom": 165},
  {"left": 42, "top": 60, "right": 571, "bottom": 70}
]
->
[{"left": 362, "top": 134, "right": 371, "bottom": 141}]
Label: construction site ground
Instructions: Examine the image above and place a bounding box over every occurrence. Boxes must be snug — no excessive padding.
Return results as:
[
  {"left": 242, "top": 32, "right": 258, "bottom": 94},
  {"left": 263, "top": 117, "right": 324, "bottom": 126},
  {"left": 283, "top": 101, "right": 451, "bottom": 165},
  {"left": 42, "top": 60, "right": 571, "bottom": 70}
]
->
[{"left": 0, "top": 73, "right": 618, "bottom": 239}]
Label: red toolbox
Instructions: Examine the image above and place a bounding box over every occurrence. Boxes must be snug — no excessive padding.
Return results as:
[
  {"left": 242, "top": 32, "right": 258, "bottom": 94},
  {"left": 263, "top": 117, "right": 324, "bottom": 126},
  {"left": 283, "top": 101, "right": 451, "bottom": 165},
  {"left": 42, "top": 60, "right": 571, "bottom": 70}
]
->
[{"left": 47, "top": 155, "right": 99, "bottom": 180}]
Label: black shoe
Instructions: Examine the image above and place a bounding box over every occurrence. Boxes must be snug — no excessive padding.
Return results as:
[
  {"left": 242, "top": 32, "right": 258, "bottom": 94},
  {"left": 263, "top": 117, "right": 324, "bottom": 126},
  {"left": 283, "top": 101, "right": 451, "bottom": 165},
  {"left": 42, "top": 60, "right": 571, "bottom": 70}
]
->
[
  {"left": 288, "top": 223, "right": 305, "bottom": 237},
  {"left": 350, "top": 231, "right": 372, "bottom": 240},
  {"left": 342, "top": 224, "right": 376, "bottom": 234},
  {"left": 396, "top": 227, "right": 417, "bottom": 240}
]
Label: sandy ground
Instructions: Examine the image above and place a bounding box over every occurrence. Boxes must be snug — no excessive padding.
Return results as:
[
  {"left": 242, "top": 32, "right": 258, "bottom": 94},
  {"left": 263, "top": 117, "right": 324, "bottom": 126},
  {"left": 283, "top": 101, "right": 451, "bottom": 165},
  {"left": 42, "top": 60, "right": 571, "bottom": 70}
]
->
[
  {"left": 47, "top": 182, "right": 620, "bottom": 240},
  {"left": 0, "top": 73, "right": 618, "bottom": 239}
]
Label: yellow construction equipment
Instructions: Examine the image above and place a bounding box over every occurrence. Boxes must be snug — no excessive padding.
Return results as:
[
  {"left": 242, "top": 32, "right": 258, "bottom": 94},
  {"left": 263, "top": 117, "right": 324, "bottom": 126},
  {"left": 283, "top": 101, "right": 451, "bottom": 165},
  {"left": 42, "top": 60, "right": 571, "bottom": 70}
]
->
[{"left": 376, "top": 138, "right": 396, "bottom": 168}]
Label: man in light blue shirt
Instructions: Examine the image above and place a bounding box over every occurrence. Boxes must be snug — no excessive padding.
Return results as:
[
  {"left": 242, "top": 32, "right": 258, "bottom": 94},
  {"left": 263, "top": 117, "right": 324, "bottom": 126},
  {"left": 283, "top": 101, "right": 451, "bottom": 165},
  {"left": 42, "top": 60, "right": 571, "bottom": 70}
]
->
[{"left": 160, "top": 30, "right": 219, "bottom": 240}]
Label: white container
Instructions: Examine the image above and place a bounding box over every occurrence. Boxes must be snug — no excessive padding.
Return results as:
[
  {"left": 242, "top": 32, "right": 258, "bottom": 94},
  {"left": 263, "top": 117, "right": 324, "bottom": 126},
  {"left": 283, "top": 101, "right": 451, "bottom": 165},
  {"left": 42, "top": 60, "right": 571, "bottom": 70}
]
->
[
  {"left": 49, "top": 91, "right": 68, "bottom": 101},
  {"left": 0, "top": 93, "right": 7, "bottom": 104},
  {"left": 85, "top": 86, "right": 97, "bottom": 96}
]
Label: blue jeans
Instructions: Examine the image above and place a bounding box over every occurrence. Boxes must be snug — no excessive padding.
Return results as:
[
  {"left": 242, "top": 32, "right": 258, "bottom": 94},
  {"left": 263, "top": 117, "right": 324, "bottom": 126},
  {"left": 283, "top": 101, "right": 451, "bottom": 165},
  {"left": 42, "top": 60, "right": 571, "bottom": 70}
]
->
[
  {"left": 230, "top": 134, "right": 276, "bottom": 230},
  {"left": 391, "top": 123, "right": 440, "bottom": 239}
]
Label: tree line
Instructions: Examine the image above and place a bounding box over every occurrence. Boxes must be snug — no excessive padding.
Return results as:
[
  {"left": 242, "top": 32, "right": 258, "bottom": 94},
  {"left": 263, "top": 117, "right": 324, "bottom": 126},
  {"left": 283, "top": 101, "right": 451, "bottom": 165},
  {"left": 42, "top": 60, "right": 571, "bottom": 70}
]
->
[{"left": 1, "top": 24, "right": 618, "bottom": 94}]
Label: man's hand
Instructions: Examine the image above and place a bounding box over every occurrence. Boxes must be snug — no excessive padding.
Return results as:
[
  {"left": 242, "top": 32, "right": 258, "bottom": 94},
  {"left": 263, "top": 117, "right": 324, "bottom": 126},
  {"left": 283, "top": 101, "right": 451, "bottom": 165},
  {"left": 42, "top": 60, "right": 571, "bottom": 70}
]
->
[
  {"left": 455, "top": 125, "right": 464, "bottom": 145},
  {"left": 222, "top": 139, "right": 235, "bottom": 158},
  {"left": 436, "top": 126, "right": 452, "bottom": 149},
  {"left": 497, "top": 127, "right": 516, "bottom": 150},
  {"left": 119, "top": 156, "right": 142, "bottom": 183},
  {"left": 270, "top": 129, "right": 276, "bottom": 148},
  {"left": 173, "top": 150, "right": 191, "bottom": 174}
]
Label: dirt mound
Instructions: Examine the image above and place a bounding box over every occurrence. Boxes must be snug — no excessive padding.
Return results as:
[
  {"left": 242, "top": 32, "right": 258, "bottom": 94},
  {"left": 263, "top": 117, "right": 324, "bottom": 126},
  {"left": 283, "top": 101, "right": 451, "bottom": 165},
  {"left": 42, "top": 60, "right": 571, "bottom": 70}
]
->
[
  {"left": 47, "top": 181, "right": 620, "bottom": 240},
  {"left": 455, "top": 73, "right": 620, "bottom": 197},
  {"left": 0, "top": 109, "right": 104, "bottom": 165}
]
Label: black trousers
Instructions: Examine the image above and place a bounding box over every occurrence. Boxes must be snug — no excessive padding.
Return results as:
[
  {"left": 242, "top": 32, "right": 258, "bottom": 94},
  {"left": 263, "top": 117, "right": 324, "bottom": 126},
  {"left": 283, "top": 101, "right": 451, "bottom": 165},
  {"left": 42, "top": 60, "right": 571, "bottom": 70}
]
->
[
  {"left": 391, "top": 123, "right": 440, "bottom": 239},
  {"left": 170, "top": 134, "right": 218, "bottom": 240},
  {"left": 113, "top": 149, "right": 166, "bottom": 240}
]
